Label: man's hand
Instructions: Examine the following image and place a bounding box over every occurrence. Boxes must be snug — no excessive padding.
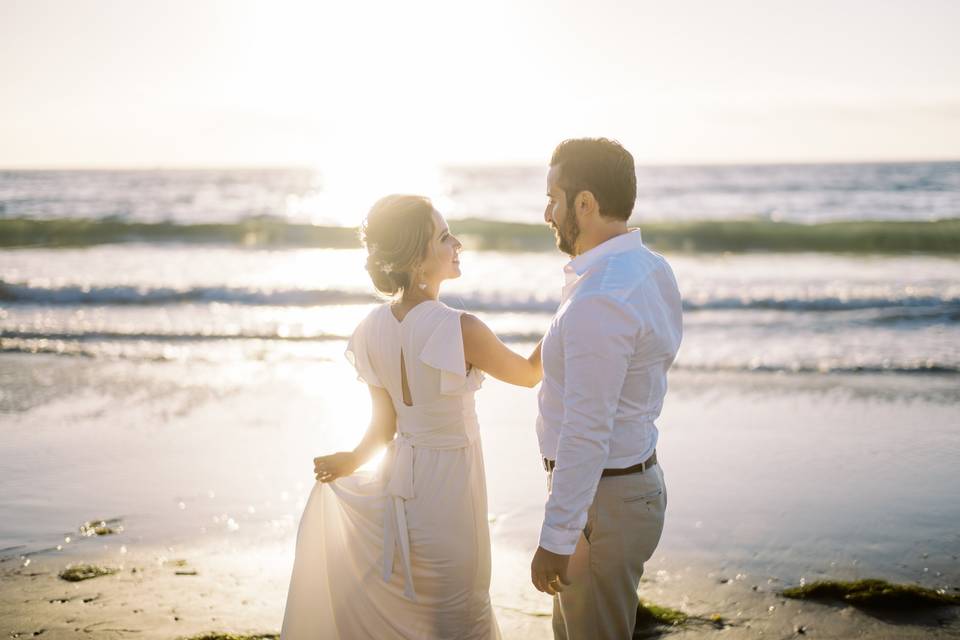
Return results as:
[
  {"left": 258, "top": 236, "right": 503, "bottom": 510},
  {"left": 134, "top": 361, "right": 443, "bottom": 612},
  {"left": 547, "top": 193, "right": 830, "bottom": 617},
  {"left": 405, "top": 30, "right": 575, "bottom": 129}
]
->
[{"left": 530, "top": 545, "right": 572, "bottom": 595}]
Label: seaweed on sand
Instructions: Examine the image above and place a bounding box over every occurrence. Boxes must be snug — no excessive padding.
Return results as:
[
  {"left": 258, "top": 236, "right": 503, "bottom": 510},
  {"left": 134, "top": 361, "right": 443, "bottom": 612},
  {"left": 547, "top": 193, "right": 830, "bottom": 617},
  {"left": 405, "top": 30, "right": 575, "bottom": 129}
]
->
[
  {"left": 78, "top": 517, "right": 123, "bottom": 537},
  {"left": 58, "top": 564, "right": 117, "bottom": 582},
  {"left": 179, "top": 634, "right": 279, "bottom": 640},
  {"left": 634, "top": 600, "right": 727, "bottom": 637},
  {"left": 782, "top": 579, "right": 960, "bottom": 611},
  {"left": 636, "top": 600, "right": 689, "bottom": 626}
]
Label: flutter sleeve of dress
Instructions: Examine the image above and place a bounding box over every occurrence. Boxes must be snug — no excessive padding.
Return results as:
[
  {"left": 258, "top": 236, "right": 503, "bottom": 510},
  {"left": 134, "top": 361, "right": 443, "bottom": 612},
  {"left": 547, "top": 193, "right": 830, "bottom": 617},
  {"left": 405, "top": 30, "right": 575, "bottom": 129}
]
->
[
  {"left": 344, "top": 312, "right": 383, "bottom": 388},
  {"left": 419, "top": 308, "right": 484, "bottom": 395}
]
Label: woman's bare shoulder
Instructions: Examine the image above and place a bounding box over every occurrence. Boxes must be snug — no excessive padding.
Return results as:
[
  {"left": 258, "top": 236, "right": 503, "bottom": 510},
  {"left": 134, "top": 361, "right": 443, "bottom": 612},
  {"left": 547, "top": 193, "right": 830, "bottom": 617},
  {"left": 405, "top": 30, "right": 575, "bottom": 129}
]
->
[{"left": 459, "top": 311, "right": 485, "bottom": 334}]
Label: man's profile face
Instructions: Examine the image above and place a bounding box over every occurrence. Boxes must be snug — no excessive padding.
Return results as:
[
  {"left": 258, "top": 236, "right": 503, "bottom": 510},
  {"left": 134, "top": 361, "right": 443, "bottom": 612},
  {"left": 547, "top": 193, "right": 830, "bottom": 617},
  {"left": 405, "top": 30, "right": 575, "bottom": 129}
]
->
[{"left": 545, "top": 164, "right": 580, "bottom": 257}]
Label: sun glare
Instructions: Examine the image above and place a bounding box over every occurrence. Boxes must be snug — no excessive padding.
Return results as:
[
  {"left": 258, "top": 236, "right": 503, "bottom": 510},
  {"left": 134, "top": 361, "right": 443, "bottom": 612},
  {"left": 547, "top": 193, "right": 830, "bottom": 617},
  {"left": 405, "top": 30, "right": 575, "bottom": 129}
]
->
[{"left": 302, "top": 155, "right": 449, "bottom": 227}]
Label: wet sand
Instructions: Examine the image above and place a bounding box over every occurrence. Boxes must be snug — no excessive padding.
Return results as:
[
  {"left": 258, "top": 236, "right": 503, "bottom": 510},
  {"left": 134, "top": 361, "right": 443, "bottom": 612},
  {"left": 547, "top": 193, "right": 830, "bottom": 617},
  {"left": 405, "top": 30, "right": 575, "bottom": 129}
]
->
[
  {"left": 4, "top": 545, "right": 959, "bottom": 639},
  {"left": 2, "top": 351, "right": 959, "bottom": 637}
]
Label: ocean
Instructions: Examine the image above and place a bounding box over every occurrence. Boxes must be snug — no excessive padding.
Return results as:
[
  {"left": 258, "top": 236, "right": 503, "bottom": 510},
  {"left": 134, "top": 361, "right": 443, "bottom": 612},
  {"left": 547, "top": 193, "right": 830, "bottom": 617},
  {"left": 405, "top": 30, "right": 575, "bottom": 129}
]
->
[
  {"left": 2, "top": 162, "right": 958, "bottom": 374},
  {"left": 1, "top": 162, "right": 958, "bottom": 607}
]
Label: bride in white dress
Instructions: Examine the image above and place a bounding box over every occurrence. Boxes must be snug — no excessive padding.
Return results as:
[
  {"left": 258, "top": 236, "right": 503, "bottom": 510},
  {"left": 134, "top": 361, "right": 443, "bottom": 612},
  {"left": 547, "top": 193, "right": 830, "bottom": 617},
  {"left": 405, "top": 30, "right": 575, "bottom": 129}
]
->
[{"left": 281, "top": 195, "right": 543, "bottom": 639}]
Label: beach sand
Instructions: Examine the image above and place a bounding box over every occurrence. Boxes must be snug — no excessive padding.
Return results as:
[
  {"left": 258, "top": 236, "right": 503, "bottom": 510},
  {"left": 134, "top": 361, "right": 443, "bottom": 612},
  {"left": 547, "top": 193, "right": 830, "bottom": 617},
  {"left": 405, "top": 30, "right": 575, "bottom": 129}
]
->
[
  {"left": 2, "top": 351, "right": 959, "bottom": 638},
  {"left": 4, "top": 543, "right": 959, "bottom": 639}
]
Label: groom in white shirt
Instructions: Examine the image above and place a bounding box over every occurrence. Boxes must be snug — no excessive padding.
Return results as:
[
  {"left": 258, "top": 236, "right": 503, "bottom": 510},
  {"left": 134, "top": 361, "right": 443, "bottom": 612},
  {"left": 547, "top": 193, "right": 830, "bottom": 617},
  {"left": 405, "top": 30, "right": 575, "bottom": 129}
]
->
[{"left": 530, "top": 138, "right": 683, "bottom": 639}]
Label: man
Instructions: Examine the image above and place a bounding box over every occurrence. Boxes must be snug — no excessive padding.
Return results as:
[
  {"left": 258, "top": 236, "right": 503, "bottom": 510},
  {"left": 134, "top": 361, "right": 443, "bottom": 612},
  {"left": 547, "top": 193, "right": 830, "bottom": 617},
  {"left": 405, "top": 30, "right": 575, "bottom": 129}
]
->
[{"left": 530, "top": 138, "right": 683, "bottom": 639}]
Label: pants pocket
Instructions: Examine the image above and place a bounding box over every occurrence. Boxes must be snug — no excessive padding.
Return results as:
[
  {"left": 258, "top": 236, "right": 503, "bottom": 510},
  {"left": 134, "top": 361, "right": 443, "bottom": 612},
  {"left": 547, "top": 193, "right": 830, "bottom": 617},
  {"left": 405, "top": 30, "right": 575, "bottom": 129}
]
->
[
  {"left": 621, "top": 486, "right": 663, "bottom": 503},
  {"left": 619, "top": 468, "right": 664, "bottom": 503}
]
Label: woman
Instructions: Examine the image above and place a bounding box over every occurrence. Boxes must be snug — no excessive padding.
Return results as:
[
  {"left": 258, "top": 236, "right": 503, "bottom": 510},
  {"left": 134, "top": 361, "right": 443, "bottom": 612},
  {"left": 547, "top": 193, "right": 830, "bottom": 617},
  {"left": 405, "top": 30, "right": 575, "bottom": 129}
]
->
[{"left": 281, "top": 195, "right": 542, "bottom": 639}]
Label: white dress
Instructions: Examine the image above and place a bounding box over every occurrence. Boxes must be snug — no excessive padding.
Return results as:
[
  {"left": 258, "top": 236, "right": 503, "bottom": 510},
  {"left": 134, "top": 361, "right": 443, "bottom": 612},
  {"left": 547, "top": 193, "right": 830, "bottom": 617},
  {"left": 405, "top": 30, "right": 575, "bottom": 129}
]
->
[{"left": 281, "top": 300, "right": 501, "bottom": 640}]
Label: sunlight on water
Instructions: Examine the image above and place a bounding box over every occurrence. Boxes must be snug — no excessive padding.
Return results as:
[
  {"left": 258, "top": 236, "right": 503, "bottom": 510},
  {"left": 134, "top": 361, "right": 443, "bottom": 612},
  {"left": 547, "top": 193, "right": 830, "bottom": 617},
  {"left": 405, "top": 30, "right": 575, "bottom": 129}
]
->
[{"left": 2, "top": 246, "right": 958, "bottom": 373}]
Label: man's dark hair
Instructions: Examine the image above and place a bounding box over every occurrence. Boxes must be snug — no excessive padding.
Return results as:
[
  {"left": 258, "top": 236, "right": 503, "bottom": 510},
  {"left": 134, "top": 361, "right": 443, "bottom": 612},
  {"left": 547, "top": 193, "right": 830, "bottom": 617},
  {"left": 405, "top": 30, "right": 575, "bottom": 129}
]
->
[{"left": 550, "top": 138, "right": 637, "bottom": 222}]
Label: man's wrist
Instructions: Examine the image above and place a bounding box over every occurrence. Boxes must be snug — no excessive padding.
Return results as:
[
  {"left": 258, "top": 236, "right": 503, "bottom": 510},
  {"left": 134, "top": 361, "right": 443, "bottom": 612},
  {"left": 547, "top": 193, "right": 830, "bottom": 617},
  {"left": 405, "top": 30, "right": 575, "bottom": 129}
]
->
[{"left": 538, "top": 524, "right": 579, "bottom": 556}]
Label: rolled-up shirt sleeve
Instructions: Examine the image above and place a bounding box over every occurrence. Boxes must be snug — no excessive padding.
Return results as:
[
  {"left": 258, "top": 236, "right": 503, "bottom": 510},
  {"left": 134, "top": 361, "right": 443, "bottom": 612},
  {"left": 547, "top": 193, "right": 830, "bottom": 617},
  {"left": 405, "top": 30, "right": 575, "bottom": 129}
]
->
[{"left": 539, "top": 293, "right": 640, "bottom": 554}]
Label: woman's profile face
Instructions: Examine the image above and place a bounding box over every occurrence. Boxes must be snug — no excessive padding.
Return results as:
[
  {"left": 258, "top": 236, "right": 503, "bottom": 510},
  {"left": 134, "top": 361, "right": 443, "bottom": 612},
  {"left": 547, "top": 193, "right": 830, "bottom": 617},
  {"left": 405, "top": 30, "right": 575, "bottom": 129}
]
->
[{"left": 421, "top": 209, "right": 462, "bottom": 283}]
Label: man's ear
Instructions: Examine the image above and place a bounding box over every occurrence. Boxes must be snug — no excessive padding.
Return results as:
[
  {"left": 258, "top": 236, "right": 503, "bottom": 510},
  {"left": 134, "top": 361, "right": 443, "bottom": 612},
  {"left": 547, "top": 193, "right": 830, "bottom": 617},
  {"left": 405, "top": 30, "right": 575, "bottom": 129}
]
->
[{"left": 576, "top": 191, "right": 598, "bottom": 217}]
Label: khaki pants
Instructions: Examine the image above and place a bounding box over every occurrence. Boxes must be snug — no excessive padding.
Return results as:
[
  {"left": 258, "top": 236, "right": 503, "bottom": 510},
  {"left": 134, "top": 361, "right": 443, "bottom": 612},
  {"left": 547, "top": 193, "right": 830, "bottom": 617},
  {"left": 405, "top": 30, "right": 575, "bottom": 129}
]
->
[{"left": 550, "top": 463, "right": 667, "bottom": 640}]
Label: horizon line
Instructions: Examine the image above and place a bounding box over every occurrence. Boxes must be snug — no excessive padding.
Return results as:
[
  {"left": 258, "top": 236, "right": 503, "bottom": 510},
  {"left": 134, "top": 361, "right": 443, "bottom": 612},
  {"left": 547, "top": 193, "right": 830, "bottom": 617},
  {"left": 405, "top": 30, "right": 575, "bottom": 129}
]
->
[{"left": 2, "top": 156, "right": 959, "bottom": 172}]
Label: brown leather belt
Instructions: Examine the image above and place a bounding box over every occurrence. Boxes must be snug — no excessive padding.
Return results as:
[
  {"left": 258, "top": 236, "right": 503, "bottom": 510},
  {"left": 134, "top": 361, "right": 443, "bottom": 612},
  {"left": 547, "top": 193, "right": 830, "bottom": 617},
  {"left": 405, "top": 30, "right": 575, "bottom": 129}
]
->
[{"left": 543, "top": 451, "right": 657, "bottom": 477}]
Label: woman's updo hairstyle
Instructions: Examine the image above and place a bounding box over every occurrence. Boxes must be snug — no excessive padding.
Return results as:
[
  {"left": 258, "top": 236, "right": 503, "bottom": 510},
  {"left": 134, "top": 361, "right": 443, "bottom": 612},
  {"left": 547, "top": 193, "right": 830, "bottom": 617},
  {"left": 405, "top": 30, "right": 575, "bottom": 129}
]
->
[{"left": 361, "top": 194, "right": 435, "bottom": 296}]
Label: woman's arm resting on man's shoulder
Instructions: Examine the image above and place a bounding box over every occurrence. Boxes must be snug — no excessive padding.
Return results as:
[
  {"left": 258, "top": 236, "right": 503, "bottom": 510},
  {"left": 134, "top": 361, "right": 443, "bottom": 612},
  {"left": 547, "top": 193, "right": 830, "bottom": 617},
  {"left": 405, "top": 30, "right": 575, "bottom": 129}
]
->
[
  {"left": 461, "top": 313, "right": 543, "bottom": 388},
  {"left": 314, "top": 385, "right": 397, "bottom": 482}
]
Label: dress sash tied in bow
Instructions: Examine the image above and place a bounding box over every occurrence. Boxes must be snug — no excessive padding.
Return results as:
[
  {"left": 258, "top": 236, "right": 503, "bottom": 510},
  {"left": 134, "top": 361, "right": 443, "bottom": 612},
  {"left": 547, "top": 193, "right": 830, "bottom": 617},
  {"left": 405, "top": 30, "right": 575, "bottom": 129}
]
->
[{"left": 380, "top": 425, "right": 473, "bottom": 600}]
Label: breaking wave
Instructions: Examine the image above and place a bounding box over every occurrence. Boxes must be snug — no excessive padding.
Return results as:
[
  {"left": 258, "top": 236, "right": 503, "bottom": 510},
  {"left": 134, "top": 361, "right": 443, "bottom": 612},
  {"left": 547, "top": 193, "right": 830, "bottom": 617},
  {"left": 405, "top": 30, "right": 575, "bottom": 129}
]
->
[{"left": 2, "top": 217, "right": 959, "bottom": 253}]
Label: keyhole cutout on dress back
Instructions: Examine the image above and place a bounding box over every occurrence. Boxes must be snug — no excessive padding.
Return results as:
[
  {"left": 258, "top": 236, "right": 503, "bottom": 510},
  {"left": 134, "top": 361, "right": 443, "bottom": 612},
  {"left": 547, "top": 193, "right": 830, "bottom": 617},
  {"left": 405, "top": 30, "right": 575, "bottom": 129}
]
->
[{"left": 400, "top": 349, "right": 413, "bottom": 407}]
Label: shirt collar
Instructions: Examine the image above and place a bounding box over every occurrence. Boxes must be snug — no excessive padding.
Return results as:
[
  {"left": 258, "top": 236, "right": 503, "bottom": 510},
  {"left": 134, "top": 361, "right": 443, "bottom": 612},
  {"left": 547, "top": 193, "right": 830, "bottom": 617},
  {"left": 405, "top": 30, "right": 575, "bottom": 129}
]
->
[{"left": 563, "top": 228, "right": 643, "bottom": 285}]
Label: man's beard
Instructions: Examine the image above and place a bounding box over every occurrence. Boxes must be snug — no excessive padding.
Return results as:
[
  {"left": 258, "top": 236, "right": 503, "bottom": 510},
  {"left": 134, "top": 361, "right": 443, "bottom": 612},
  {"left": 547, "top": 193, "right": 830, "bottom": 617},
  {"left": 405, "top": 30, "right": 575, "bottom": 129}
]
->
[{"left": 552, "top": 203, "right": 580, "bottom": 256}]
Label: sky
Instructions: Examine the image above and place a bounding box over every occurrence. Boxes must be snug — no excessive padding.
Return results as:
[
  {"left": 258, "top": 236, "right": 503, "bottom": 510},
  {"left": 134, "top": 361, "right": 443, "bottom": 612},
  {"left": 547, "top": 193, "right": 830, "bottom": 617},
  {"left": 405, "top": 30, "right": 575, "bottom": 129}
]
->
[{"left": 1, "top": 0, "right": 959, "bottom": 169}]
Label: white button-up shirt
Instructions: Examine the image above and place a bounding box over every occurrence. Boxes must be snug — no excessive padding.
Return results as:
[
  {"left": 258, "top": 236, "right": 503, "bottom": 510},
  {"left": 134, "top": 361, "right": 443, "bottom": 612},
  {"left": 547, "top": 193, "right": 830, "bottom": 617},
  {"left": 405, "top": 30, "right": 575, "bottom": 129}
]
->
[{"left": 536, "top": 229, "right": 683, "bottom": 554}]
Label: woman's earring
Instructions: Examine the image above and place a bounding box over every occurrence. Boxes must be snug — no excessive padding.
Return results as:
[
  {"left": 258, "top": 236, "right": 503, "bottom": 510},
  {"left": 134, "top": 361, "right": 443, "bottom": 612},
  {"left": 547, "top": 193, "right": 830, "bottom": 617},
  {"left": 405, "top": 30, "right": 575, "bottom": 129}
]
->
[{"left": 416, "top": 268, "right": 427, "bottom": 290}]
